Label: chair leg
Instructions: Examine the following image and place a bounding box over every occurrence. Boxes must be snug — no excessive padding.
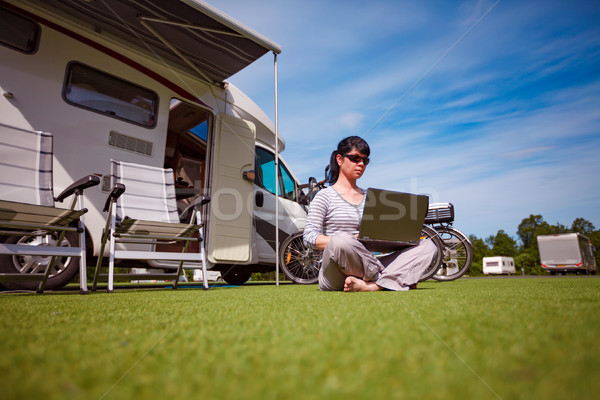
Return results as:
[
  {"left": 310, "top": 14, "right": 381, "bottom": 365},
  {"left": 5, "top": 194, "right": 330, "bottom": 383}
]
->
[
  {"left": 92, "top": 227, "right": 110, "bottom": 292},
  {"left": 92, "top": 253, "right": 102, "bottom": 292},
  {"left": 37, "top": 255, "right": 57, "bottom": 294},
  {"left": 108, "top": 234, "right": 116, "bottom": 293},
  {"left": 173, "top": 239, "right": 191, "bottom": 290},
  {"left": 37, "top": 232, "right": 65, "bottom": 294},
  {"left": 77, "top": 196, "right": 89, "bottom": 295},
  {"left": 107, "top": 208, "right": 118, "bottom": 293},
  {"left": 79, "top": 220, "right": 89, "bottom": 295},
  {"left": 200, "top": 234, "right": 209, "bottom": 290},
  {"left": 173, "top": 260, "right": 184, "bottom": 290}
]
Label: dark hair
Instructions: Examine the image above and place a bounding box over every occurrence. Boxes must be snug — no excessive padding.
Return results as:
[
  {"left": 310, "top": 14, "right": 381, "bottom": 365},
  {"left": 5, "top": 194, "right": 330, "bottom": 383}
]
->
[{"left": 327, "top": 136, "right": 370, "bottom": 185}]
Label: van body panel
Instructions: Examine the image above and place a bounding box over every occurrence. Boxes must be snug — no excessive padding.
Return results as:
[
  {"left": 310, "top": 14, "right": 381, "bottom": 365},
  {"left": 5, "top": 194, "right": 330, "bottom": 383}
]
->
[
  {"left": 537, "top": 233, "right": 597, "bottom": 273},
  {"left": 252, "top": 142, "right": 306, "bottom": 262},
  {"left": 207, "top": 114, "right": 256, "bottom": 264},
  {"left": 254, "top": 193, "right": 306, "bottom": 262},
  {"left": 483, "top": 256, "right": 515, "bottom": 275}
]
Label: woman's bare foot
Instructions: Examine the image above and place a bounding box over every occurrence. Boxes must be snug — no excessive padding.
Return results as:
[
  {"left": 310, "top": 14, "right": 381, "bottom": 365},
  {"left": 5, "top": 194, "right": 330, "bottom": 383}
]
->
[{"left": 344, "top": 276, "right": 382, "bottom": 292}]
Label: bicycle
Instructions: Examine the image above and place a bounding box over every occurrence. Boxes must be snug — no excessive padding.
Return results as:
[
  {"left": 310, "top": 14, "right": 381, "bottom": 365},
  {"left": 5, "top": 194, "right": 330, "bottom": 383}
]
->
[
  {"left": 280, "top": 175, "right": 446, "bottom": 284},
  {"left": 424, "top": 203, "right": 473, "bottom": 281},
  {"left": 280, "top": 224, "right": 445, "bottom": 285},
  {"left": 280, "top": 175, "right": 326, "bottom": 284}
]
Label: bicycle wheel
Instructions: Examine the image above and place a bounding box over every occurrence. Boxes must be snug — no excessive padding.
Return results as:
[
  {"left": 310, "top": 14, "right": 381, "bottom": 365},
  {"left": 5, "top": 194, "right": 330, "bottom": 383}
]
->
[
  {"left": 432, "top": 226, "right": 473, "bottom": 281},
  {"left": 280, "top": 231, "right": 322, "bottom": 284},
  {"left": 418, "top": 225, "right": 444, "bottom": 282}
]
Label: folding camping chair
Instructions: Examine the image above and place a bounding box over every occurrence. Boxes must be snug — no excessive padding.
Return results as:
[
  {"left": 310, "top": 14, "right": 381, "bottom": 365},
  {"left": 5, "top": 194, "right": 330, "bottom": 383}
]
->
[
  {"left": 92, "top": 160, "right": 210, "bottom": 292},
  {"left": 0, "top": 123, "right": 99, "bottom": 293}
]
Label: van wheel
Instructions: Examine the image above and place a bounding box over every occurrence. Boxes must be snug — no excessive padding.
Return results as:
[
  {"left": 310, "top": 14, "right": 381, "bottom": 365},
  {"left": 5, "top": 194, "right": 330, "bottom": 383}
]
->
[
  {"left": 0, "top": 232, "right": 80, "bottom": 290},
  {"left": 221, "top": 268, "right": 252, "bottom": 285}
]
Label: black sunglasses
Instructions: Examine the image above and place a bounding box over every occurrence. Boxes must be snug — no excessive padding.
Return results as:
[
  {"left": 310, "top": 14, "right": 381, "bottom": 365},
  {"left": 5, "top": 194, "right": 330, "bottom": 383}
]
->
[{"left": 343, "top": 153, "right": 370, "bottom": 165}]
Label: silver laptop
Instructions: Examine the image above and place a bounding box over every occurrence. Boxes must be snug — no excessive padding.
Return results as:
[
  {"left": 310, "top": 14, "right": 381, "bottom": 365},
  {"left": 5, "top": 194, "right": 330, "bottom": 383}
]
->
[{"left": 358, "top": 188, "right": 429, "bottom": 252}]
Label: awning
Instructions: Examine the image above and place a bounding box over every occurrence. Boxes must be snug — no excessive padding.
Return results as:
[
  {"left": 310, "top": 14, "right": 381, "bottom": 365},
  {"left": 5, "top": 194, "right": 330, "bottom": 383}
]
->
[{"left": 24, "top": 0, "right": 281, "bottom": 85}]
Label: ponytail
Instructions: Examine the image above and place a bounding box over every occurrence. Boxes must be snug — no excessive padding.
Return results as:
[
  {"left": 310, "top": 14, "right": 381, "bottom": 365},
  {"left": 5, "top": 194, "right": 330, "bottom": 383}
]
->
[{"left": 327, "top": 150, "right": 340, "bottom": 185}]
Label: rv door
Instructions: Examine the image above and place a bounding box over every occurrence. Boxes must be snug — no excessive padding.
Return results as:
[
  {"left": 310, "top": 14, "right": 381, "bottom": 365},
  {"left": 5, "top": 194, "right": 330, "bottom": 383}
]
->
[{"left": 208, "top": 114, "right": 256, "bottom": 264}]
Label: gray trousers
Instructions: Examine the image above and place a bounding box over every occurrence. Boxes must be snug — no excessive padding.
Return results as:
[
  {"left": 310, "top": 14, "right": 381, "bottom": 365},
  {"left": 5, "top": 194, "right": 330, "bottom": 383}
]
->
[{"left": 318, "top": 232, "right": 438, "bottom": 291}]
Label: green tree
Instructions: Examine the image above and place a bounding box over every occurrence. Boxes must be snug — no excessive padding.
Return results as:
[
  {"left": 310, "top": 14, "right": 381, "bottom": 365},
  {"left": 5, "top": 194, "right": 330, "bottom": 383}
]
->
[
  {"left": 514, "top": 248, "right": 544, "bottom": 275},
  {"left": 587, "top": 230, "right": 600, "bottom": 269},
  {"left": 571, "top": 218, "right": 595, "bottom": 236},
  {"left": 517, "top": 214, "right": 545, "bottom": 249},
  {"left": 486, "top": 230, "right": 518, "bottom": 257},
  {"left": 544, "top": 222, "right": 569, "bottom": 235},
  {"left": 468, "top": 234, "right": 490, "bottom": 276},
  {"left": 516, "top": 214, "right": 568, "bottom": 256}
]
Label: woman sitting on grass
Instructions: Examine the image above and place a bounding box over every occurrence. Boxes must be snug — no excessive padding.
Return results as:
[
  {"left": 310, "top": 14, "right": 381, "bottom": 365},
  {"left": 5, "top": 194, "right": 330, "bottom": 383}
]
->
[{"left": 303, "top": 136, "right": 437, "bottom": 292}]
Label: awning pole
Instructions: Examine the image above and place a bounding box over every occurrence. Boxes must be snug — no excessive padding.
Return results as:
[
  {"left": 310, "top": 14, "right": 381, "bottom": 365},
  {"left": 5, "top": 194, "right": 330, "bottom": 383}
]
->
[{"left": 274, "top": 52, "right": 280, "bottom": 287}]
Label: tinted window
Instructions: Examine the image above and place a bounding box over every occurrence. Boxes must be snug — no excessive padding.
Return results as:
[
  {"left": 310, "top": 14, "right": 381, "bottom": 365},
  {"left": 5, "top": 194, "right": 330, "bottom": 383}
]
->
[
  {"left": 255, "top": 147, "right": 297, "bottom": 200},
  {"left": 280, "top": 163, "right": 296, "bottom": 201},
  {"left": 63, "top": 63, "right": 158, "bottom": 127},
  {"left": 255, "top": 147, "right": 277, "bottom": 194},
  {"left": 0, "top": 7, "right": 40, "bottom": 53}
]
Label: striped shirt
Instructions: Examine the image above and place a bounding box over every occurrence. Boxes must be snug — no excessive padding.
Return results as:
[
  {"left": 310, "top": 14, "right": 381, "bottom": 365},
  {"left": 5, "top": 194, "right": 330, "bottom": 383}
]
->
[{"left": 303, "top": 186, "right": 366, "bottom": 247}]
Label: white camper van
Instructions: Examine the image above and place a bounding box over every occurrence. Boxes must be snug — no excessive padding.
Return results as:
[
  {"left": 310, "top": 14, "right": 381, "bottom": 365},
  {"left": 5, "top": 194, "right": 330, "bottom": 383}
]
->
[
  {"left": 483, "top": 256, "right": 516, "bottom": 275},
  {"left": 0, "top": 0, "right": 308, "bottom": 288},
  {"left": 537, "top": 233, "right": 597, "bottom": 274}
]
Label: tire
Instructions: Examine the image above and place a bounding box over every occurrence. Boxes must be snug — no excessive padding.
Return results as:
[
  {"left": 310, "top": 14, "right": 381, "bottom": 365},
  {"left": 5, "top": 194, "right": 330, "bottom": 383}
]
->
[
  {"left": 418, "top": 225, "right": 444, "bottom": 282},
  {"left": 221, "top": 267, "right": 253, "bottom": 285},
  {"left": 280, "top": 231, "right": 322, "bottom": 284},
  {"left": 0, "top": 231, "right": 80, "bottom": 290},
  {"left": 432, "top": 226, "right": 473, "bottom": 282}
]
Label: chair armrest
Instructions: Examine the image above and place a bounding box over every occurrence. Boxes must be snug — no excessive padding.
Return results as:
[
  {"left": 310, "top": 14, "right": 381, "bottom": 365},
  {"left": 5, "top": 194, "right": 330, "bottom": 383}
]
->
[
  {"left": 180, "top": 195, "right": 211, "bottom": 221},
  {"left": 102, "top": 183, "right": 126, "bottom": 212},
  {"left": 54, "top": 175, "right": 101, "bottom": 202}
]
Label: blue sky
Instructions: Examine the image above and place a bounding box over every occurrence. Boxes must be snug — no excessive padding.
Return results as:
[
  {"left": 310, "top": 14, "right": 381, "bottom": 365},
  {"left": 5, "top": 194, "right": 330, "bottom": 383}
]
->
[{"left": 217, "top": 0, "right": 600, "bottom": 241}]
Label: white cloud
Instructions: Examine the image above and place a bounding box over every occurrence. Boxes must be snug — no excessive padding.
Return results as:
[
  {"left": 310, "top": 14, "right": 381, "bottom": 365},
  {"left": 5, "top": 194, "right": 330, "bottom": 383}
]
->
[{"left": 338, "top": 112, "right": 366, "bottom": 131}]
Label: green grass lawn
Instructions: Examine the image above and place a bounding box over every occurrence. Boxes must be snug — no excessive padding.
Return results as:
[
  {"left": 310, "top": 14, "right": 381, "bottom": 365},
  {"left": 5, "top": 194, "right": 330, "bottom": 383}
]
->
[{"left": 1, "top": 277, "right": 599, "bottom": 399}]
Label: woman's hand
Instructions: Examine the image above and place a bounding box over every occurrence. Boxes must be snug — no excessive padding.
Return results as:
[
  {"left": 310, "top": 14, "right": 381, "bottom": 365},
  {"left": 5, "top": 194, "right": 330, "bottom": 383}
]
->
[{"left": 314, "top": 234, "right": 330, "bottom": 250}]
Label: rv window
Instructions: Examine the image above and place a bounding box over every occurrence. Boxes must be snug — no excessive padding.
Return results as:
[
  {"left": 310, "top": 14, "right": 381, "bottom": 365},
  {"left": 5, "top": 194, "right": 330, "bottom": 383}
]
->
[
  {"left": 255, "top": 147, "right": 277, "bottom": 194},
  {"left": 63, "top": 63, "right": 158, "bottom": 127},
  {"left": 486, "top": 261, "right": 499, "bottom": 266},
  {"left": 190, "top": 120, "right": 208, "bottom": 142},
  {"left": 280, "top": 163, "right": 296, "bottom": 201},
  {"left": 0, "top": 7, "right": 40, "bottom": 53},
  {"left": 255, "top": 147, "right": 296, "bottom": 200}
]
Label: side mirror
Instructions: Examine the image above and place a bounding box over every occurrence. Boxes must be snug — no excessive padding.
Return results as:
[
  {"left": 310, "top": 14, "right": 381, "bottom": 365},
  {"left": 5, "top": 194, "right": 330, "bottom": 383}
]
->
[{"left": 308, "top": 177, "right": 317, "bottom": 191}]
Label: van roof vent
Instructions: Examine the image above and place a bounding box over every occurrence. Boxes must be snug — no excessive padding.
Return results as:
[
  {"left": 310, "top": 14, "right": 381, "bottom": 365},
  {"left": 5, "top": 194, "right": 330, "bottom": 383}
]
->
[{"left": 108, "top": 131, "right": 153, "bottom": 156}]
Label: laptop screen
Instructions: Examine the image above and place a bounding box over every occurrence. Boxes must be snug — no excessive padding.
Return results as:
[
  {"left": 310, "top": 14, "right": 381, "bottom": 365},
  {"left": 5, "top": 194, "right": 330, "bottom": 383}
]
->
[{"left": 358, "top": 188, "right": 429, "bottom": 245}]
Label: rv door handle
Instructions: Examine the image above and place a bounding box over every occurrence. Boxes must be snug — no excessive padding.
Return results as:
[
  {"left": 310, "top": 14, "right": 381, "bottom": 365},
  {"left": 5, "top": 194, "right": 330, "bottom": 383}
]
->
[
  {"left": 255, "top": 191, "right": 264, "bottom": 207},
  {"left": 243, "top": 170, "right": 255, "bottom": 183}
]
